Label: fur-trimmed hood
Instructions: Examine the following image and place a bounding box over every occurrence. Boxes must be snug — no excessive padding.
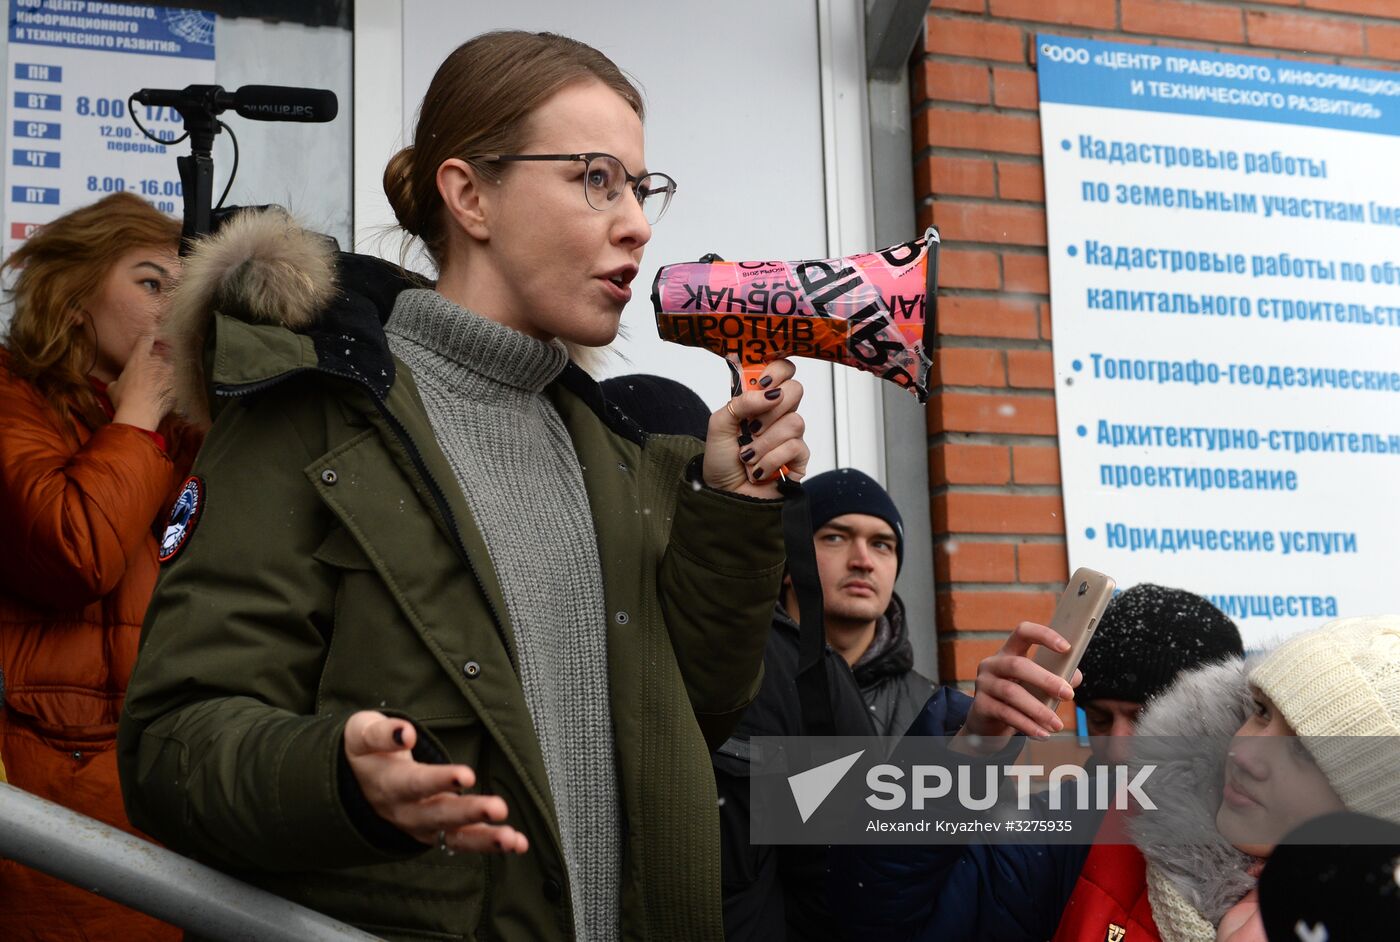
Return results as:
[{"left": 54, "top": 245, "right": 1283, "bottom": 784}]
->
[
  {"left": 162, "top": 209, "right": 611, "bottom": 430},
  {"left": 162, "top": 208, "right": 344, "bottom": 427},
  {"left": 1127, "top": 657, "right": 1256, "bottom": 930}
]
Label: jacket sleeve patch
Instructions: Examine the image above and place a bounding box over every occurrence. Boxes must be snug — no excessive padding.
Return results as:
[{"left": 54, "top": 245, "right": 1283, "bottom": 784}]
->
[{"left": 159, "top": 475, "right": 205, "bottom": 564}]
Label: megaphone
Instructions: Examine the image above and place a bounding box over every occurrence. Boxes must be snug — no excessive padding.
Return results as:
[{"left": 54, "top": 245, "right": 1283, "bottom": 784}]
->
[{"left": 652, "top": 228, "right": 939, "bottom": 402}]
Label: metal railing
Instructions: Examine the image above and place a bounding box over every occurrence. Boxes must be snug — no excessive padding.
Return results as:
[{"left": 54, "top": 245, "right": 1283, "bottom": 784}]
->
[{"left": 0, "top": 783, "right": 382, "bottom": 941}]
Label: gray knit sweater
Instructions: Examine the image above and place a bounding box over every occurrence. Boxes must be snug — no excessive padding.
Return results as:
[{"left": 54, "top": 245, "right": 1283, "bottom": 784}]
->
[{"left": 386, "top": 288, "right": 620, "bottom": 940}]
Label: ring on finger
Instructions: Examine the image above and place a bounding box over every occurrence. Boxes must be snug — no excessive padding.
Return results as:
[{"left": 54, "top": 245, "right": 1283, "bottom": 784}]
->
[
  {"left": 437, "top": 829, "right": 454, "bottom": 856},
  {"left": 725, "top": 400, "right": 739, "bottom": 422}
]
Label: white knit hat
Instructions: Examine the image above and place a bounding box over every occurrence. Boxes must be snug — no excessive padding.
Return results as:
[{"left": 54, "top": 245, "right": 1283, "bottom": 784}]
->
[{"left": 1248, "top": 615, "right": 1400, "bottom": 823}]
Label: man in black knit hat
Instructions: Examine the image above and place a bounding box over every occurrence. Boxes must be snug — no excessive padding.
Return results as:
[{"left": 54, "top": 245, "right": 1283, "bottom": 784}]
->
[
  {"left": 783, "top": 467, "right": 936, "bottom": 737},
  {"left": 1077, "top": 582, "right": 1244, "bottom": 764},
  {"left": 713, "top": 468, "right": 937, "bottom": 940}
]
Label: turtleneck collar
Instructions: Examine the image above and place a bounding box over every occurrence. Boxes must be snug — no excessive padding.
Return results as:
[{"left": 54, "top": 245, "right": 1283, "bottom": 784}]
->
[{"left": 386, "top": 288, "right": 568, "bottom": 394}]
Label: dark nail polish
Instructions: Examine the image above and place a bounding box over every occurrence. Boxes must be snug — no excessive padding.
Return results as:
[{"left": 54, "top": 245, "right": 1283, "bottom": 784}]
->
[
  {"left": 759, "top": 375, "right": 774, "bottom": 388},
  {"left": 392, "top": 727, "right": 405, "bottom": 746},
  {"left": 752, "top": 467, "right": 765, "bottom": 480},
  {"left": 740, "top": 448, "right": 756, "bottom": 463},
  {"left": 749, "top": 419, "right": 762, "bottom": 433},
  {"left": 737, "top": 433, "right": 753, "bottom": 447},
  {"left": 764, "top": 388, "right": 782, "bottom": 400}
]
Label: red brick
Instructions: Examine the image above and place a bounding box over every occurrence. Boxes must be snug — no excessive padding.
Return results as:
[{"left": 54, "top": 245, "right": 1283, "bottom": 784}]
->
[
  {"left": 1246, "top": 10, "right": 1364, "bottom": 56},
  {"left": 1012, "top": 445, "right": 1062, "bottom": 484},
  {"left": 933, "top": 201, "right": 1047, "bottom": 246},
  {"left": 940, "top": 248, "right": 1001, "bottom": 289},
  {"left": 998, "top": 161, "right": 1045, "bottom": 202},
  {"left": 933, "top": 443, "right": 1012, "bottom": 486},
  {"left": 931, "top": 0, "right": 986, "bottom": 11},
  {"left": 925, "top": 15, "right": 1026, "bottom": 62},
  {"left": 988, "top": 0, "right": 1115, "bottom": 29},
  {"left": 939, "top": 296, "right": 1040, "bottom": 339},
  {"left": 1122, "top": 0, "right": 1246, "bottom": 43},
  {"left": 1309, "top": 0, "right": 1400, "bottom": 18},
  {"left": 992, "top": 67, "right": 1040, "bottom": 110},
  {"left": 923, "top": 109, "right": 1042, "bottom": 156},
  {"left": 1019, "top": 543, "right": 1069, "bottom": 583},
  {"left": 933, "top": 392, "right": 1057, "bottom": 438},
  {"left": 1368, "top": 24, "right": 1400, "bottom": 60},
  {"left": 918, "top": 202, "right": 935, "bottom": 234},
  {"left": 922, "top": 60, "right": 992, "bottom": 105},
  {"left": 936, "top": 589, "right": 1058, "bottom": 631},
  {"left": 1006, "top": 349, "right": 1054, "bottom": 389},
  {"left": 937, "top": 637, "right": 1003, "bottom": 679},
  {"left": 1039, "top": 302, "right": 1053, "bottom": 340},
  {"left": 935, "top": 348, "right": 1006, "bottom": 387},
  {"left": 921, "top": 155, "right": 996, "bottom": 198},
  {"left": 1003, "top": 253, "right": 1049, "bottom": 293},
  {"left": 935, "top": 541, "right": 1017, "bottom": 583}
]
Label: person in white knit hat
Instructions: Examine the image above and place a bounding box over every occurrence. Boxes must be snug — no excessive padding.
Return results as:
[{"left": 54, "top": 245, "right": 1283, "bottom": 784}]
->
[
  {"left": 833, "top": 615, "right": 1400, "bottom": 942},
  {"left": 1126, "top": 614, "right": 1400, "bottom": 942}
]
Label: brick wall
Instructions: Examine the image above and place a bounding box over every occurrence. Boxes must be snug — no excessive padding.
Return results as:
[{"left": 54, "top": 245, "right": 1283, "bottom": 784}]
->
[{"left": 915, "top": 0, "right": 1400, "bottom": 702}]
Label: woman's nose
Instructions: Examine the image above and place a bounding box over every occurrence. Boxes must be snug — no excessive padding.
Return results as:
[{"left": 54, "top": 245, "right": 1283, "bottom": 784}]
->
[{"left": 1229, "top": 735, "right": 1270, "bottom": 779}]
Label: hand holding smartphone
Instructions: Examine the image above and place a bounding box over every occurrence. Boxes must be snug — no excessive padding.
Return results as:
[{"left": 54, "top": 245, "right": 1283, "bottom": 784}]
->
[{"left": 956, "top": 568, "right": 1116, "bottom": 753}]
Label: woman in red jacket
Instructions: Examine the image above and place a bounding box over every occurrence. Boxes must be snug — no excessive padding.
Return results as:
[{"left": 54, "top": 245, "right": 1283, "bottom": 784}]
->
[{"left": 0, "top": 192, "right": 196, "bottom": 940}]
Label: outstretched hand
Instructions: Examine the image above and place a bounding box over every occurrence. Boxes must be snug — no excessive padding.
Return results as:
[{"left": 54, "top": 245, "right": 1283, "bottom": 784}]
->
[
  {"left": 344, "top": 710, "right": 528, "bottom": 855},
  {"left": 953, "top": 621, "right": 1082, "bottom": 756}
]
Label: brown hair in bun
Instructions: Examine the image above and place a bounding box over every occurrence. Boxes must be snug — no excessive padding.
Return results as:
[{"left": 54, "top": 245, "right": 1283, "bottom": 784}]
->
[{"left": 383, "top": 30, "right": 644, "bottom": 266}]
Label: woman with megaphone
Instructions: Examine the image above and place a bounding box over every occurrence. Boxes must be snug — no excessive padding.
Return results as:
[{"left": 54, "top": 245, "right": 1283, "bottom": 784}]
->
[{"left": 119, "top": 30, "right": 808, "bottom": 942}]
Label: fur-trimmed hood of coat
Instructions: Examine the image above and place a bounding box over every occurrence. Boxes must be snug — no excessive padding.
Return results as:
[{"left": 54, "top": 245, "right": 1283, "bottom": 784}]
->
[
  {"left": 1126, "top": 657, "right": 1257, "bottom": 930},
  {"left": 161, "top": 208, "right": 605, "bottom": 429},
  {"left": 162, "top": 208, "right": 343, "bottom": 428}
]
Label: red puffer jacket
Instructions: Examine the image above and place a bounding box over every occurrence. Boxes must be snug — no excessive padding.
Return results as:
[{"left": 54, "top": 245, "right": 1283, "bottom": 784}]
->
[
  {"left": 1051, "top": 818, "right": 1160, "bottom": 942},
  {"left": 0, "top": 348, "right": 196, "bottom": 940}
]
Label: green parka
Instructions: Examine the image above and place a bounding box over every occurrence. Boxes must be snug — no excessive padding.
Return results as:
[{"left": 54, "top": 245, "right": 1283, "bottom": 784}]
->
[{"left": 117, "top": 211, "right": 784, "bottom": 941}]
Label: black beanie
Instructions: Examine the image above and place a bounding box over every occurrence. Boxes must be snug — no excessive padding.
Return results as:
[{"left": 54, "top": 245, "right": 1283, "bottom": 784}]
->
[
  {"left": 1259, "top": 812, "right": 1400, "bottom": 942},
  {"left": 1077, "top": 583, "right": 1243, "bottom": 704},
  {"left": 802, "top": 468, "right": 904, "bottom": 572},
  {"left": 600, "top": 374, "right": 710, "bottom": 440}
]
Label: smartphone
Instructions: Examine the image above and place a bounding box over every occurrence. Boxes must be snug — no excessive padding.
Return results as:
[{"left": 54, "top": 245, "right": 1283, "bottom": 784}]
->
[{"left": 1029, "top": 568, "right": 1116, "bottom": 711}]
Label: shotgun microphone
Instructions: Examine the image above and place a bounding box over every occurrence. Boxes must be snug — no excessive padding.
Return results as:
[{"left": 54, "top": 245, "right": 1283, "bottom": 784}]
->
[{"left": 132, "top": 84, "right": 338, "bottom": 123}]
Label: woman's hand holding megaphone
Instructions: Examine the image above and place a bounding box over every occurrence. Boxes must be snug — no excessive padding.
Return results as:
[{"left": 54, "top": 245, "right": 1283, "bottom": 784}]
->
[{"left": 702, "top": 357, "right": 809, "bottom": 498}]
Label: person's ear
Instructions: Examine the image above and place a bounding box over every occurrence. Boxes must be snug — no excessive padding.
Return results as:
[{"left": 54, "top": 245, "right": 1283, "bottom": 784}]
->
[{"left": 437, "top": 158, "right": 493, "bottom": 242}]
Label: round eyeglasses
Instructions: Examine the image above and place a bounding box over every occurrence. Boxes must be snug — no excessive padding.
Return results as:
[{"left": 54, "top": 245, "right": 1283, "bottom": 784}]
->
[{"left": 471, "top": 152, "right": 677, "bottom": 225}]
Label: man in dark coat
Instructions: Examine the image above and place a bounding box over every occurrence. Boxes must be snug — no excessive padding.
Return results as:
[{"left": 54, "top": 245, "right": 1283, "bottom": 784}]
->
[{"left": 714, "top": 468, "right": 944, "bottom": 940}]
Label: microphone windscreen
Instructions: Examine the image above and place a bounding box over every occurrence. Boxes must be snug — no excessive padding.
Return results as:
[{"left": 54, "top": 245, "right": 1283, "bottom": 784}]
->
[{"left": 232, "top": 86, "right": 338, "bottom": 123}]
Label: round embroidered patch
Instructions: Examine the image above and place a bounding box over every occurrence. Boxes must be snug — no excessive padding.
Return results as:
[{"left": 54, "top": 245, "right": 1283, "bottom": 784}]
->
[{"left": 159, "top": 475, "right": 205, "bottom": 564}]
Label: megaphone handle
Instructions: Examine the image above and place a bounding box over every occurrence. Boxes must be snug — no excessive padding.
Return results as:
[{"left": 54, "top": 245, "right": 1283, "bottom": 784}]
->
[{"left": 731, "top": 360, "right": 790, "bottom": 483}]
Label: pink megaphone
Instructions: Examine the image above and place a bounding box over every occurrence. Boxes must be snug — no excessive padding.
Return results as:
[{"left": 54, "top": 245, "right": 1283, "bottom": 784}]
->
[{"left": 651, "top": 228, "right": 939, "bottom": 403}]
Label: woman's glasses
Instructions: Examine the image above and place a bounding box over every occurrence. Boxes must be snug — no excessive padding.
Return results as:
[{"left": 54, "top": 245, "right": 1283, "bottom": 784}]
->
[{"left": 472, "top": 152, "right": 677, "bottom": 225}]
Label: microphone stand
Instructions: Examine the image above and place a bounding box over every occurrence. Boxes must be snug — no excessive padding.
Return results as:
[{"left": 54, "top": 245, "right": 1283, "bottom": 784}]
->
[
  {"left": 159, "top": 84, "right": 228, "bottom": 252},
  {"left": 176, "top": 110, "right": 218, "bottom": 251}
]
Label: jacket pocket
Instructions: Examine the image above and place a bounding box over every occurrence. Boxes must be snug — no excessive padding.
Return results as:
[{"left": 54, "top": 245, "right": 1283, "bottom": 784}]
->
[{"left": 312, "top": 525, "right": 485, "bottom": 769}]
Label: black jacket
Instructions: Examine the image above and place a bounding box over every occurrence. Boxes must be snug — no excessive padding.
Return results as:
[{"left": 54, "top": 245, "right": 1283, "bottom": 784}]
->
[
  {"left": 851, "top": 593, "right": 938, "bottom": 738},
  {"left": 713, "top": 598, "right": 942, "bottom": 941}
]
